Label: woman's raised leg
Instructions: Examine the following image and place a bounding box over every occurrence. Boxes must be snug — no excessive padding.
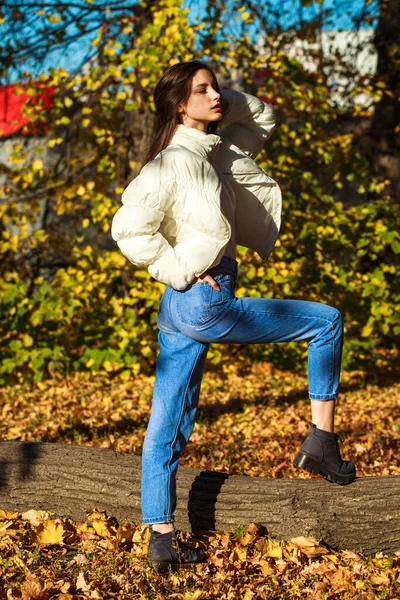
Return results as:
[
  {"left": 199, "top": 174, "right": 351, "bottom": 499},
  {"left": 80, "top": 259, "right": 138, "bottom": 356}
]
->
[{"left": 170, "top": 277, "right": 355, "bottom": 484}]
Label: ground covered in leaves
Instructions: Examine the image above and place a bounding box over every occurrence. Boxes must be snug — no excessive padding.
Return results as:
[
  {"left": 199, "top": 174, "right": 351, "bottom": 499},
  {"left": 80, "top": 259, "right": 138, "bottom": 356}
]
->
[
  {"left": 0, "top": 511, "right": 399, "bottom": 600},
  {"left": 1, "top": 361, "right": 399, "bottom": 598}
]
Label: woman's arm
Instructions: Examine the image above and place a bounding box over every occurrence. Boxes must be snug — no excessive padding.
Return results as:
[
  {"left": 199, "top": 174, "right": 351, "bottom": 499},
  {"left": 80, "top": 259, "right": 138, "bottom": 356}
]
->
[
  {"left": 111, "top": 161, "right": 194, "bottom": 290},
  {"left": 219, "top": 89, "right": 276, "bottom": 159}
]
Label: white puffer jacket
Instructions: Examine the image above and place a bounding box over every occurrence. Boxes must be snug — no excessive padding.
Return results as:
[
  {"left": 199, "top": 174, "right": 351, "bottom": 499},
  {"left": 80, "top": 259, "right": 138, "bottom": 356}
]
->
[{"left": 111, "top": 89, "right": 282, "bottom": 290}]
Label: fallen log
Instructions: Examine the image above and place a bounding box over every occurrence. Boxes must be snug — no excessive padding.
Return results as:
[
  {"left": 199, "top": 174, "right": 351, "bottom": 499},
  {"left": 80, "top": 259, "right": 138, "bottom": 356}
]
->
[{"left": 0, "top": 441, "right": 399, "bottom": 555}]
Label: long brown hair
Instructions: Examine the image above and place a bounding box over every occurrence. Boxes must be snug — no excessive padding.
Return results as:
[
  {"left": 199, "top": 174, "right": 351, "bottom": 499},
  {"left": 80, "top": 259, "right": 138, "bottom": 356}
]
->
[{"left": 144, "top": 61, "right": 222, "bottom": 164}]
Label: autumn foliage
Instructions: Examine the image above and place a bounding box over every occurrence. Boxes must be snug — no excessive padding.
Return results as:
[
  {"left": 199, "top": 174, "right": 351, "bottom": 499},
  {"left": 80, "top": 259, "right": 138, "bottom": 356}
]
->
[
  {"left": 1, "top": 365, "right": 400, "bottom": 597},
  {"left": 1, "top": 510, "right": 399, "bottom": 599},
  {"left": 0, "top": 0, "right": 398, "bottom": 384}
]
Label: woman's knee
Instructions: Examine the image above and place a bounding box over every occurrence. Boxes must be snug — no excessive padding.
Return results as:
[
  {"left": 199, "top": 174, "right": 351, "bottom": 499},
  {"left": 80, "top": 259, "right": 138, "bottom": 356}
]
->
[
  {"left": 323, "top": 306, "right": 344, "bottom": 342},
  {"left": 330, "top": 306, "right": 343, "bottom": 331}
]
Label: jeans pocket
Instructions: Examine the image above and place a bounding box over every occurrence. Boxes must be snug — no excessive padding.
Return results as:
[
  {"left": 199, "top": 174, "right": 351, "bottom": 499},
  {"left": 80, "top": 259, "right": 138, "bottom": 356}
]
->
[
  {"left": 204, "top": 274, "right": 234, "bottom": 322},
  {"left": 174, "top": 283, "right": 213, "bottom": 327}
]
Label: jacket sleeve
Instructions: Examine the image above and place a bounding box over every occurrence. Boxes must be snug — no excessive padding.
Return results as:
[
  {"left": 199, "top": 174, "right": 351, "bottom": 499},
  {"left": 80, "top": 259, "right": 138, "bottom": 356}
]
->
[
  {"left": 111, "top": 160, "right": 194, "bottom": 290},
  {"left": 219, "top": 89, "right": 276, "bottom": 159}
]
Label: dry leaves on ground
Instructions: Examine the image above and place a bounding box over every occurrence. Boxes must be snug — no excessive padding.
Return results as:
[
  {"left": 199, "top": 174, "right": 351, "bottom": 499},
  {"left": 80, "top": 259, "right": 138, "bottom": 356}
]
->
[{"left": 0, "top": 514, "right": 399, "bottom": 599}]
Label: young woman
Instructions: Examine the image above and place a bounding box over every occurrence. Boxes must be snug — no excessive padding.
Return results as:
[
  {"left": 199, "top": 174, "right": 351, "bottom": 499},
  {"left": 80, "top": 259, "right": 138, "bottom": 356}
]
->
[{"left": 111, "top": 61, "right": 356, "bottom": 570}]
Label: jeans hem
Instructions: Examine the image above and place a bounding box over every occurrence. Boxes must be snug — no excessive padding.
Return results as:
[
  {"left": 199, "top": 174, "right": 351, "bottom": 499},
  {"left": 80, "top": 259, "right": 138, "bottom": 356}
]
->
[
  {"left": 309, "top": 392, "right": 338, "bottom": 400},
  {"left": 142, "top": 515, "right": 175, "bottom": 525}
]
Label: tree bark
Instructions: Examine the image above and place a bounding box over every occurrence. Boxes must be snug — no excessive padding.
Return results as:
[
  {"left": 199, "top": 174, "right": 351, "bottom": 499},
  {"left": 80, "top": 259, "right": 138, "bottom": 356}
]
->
[
  {"left": 0, "top": 441, "right": 399, "bottom": 555},
  {"left": 369, "top": 0, "right": 400, "bottom": 200}
]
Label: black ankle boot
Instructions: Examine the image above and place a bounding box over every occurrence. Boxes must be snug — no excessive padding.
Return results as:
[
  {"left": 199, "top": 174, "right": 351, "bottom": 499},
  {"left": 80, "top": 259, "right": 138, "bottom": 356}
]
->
[
  {"left": 293, "top": 423, "right": 356, "bottom": 485},
  {"left": 147, "top": 530, "right": 206, "bottom": 572}
]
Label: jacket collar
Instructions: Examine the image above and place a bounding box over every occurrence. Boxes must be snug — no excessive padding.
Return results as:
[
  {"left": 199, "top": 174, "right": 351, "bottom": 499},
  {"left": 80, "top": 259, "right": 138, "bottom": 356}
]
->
[{"left": 169, "top": 124, "right": 221, "bottom": 160}]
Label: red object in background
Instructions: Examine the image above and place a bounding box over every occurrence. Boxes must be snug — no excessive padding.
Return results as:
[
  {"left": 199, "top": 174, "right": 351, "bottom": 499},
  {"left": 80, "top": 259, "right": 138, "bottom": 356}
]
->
[
  {"left": 0, "top": 83, "right": 54, "bottom": 137},
  {"left": 255, "top": 69, "right": 277, "bottom": 105}
]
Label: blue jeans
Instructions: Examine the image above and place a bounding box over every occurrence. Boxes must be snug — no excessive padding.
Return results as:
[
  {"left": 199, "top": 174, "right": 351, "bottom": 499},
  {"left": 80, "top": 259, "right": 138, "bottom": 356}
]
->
[{"left": 142, "top": 256, "right": 343, "bottom": 524}]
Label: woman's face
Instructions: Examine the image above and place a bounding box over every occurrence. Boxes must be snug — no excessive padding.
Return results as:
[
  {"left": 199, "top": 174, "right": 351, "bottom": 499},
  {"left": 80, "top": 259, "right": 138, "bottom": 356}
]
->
[{"left": 179, "top": 69, "right": 222, "bottom": 132}]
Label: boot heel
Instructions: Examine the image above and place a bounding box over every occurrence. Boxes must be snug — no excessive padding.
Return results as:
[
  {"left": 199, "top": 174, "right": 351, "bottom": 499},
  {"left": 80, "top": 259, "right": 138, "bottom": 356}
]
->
[{"left": 293, "top": 451, "right": 320, "bottom": 475}]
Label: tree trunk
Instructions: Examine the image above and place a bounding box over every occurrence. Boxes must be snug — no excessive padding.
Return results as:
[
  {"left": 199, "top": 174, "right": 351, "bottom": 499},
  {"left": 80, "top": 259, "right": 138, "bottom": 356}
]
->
[
  {"left": 369, "top": 0, "right": 400, "bottom": 200},
  {"left": 0, "top": 441, "right": 399, "bottom": 555}
]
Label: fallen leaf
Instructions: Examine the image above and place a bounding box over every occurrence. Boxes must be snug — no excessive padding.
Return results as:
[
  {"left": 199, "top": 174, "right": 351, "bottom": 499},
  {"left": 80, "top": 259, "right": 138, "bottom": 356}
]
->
[
  {"left": 88, "top": 511, "right": 115, "bottom": 538},
  {"left": 370, "top": 573, "right": 390, "bottom": 585},
  {"left": 241, "top": 523, "right": 259, "bottom": 545},
  {"left": 0, "top": 509, "right": 19, "bottom": 519},
  {"left": 256, "top": 538, "right": 282, "bottom": 559},
  {"left": 20, "top": 578, "right": 48, "bottom": 600},
  {"left": 290, "top": 536, "right": 327, "bottom": 558},
  {"left": 253, "top": 558, "right": 274, "bottom": 576},
  {"left": 37, "top": 520, "right": 64, "bottom": 545},
  {"left": 76, "top": 571, "right": 91, "bottom": 592},
  {"left": 22, "top": 510, "right": 51, "bottom": 526},
  {"left": 67, "top": 553, "right": 88, "bottom": 567}
]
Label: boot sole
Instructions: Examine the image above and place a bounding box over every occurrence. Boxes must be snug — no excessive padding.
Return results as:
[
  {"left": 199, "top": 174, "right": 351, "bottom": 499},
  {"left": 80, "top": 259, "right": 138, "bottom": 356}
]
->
[{"left": 293, "top": 450, "right": 356, "bottom": 485}]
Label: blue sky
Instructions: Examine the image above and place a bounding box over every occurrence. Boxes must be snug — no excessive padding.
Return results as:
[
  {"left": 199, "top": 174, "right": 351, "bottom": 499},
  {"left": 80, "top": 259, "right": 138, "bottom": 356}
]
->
[
  {"left": 6, "top": 0, "right": 378, "bottom": 79},
  {"left": 185, "top": 0, "right": 376, "bottom": 32}
]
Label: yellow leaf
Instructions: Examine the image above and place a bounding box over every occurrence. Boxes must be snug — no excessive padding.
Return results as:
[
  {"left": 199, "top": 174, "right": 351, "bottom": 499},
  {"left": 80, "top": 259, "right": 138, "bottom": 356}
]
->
[
  {"left": 0, "top": 509, "right": 19, "bottom": 519},
  {"left": 23, "top": 334, "right": 34, "bottom": 347},
  {"left": 89, "top": 512, "right": 114, "bottom": 538},
  {"left": 361, "top": 323, "right": 374, "bottom": 337},
  {"left": 64, "top": 97, "right": 73, "bottom": 108},
  {"left": 325, "top": 553, "right": 338, "bottom": 563},
  {"left": 241, "top": 11, "right": 252, "bottom": 21},
  {"left": 32, "top": 159, "right": 43, "bottom": 171},
  {"left": 48, "top": 14, "right": 62, "bottom": 24},
  {"left": 37, "top": 520, "right": 65, "bottom": 544},
  {"left": 48, "top": 137, "right": 63, "bottom": 147},
  {"left": 269, "top": 546, "right": 283, "bottom": 559}
]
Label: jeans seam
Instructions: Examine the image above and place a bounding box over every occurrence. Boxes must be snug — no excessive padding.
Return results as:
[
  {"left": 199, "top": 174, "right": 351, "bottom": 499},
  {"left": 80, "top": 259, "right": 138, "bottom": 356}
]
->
[
  {"left": 166, "top": 342, "right": 205, "bottom": 517},
  {"left": 309, "top": 392, "right": 338, "bottom": 400},
  {"left": 228, "top": 306, "right": 335, "bottom": 323},
  {"left": 143, "top": 515, "right": 175, "bottom": 524},
  {"left": 330, "top": 320, "right": 335, "bottom": 396}
]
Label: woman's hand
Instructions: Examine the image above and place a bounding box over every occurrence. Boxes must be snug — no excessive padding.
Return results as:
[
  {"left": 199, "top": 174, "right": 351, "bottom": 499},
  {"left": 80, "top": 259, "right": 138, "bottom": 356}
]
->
[{"left": 192, "top": 272, "right": 221, "bottom": 291}]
